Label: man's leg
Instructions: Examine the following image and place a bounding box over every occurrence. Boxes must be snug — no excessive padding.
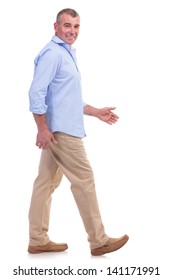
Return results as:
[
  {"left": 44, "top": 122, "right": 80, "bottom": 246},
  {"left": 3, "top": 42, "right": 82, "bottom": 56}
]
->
[
  {"left": 49, "top": 133, "right": 109, "bottom": 249},
  {"left": 28, "top": 148, "right": 63, "bottom": 247}
]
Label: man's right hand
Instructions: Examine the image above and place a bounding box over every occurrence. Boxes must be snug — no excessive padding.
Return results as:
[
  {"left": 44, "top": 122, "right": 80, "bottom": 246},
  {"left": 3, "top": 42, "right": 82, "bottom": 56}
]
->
[
  {"left": 36, "top": 128, "right": 57, "bottom": 149},
  {"left": 32, "top": 113, "right": 57, "bottom": 149}
]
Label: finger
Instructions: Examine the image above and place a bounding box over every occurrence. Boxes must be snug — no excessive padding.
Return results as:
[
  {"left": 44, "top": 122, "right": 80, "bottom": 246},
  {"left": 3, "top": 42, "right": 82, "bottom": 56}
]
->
[
  {"left": 107, "top": 120, "right": 113, "bottom": 125},
  {"left": 111, "top": 113, "right": 119, "bottom": 119},
  {"left": 107, "top": 107, "right": 116, "bottom": 112},
  {"left": 113, "top": 115, "right": 119, "bottom": 120},
  {"left": 51, "top": 135, "right": 58, "bottom": 144},
  {"left": 36, "top": 142, "right": 42, "bottom": 149}
]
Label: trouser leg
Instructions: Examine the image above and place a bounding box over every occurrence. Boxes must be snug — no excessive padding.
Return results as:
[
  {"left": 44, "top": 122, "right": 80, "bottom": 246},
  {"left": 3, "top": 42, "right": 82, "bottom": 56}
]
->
[
  {"left": 49, "top": 133, "right": 109, "bottom": 249},
  {"left": 28, "top": 149, "right": 63, "bottom": 246}
]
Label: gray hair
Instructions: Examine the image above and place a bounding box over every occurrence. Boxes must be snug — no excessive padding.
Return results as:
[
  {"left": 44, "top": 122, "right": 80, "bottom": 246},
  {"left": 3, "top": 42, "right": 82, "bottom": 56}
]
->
[{"left": 56, "top": 8, "right": 79, "bottom": 24}]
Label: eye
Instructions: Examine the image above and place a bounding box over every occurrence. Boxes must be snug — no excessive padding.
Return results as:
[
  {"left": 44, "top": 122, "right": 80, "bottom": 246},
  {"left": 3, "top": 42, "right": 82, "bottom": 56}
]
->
[{"left": 64, "top": 23, "right": 71, "bottom": 28}]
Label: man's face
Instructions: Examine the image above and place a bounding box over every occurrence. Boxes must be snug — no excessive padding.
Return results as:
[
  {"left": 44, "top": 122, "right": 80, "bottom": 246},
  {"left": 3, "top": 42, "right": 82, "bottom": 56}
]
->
[{"left": 54, "top": 13, "right": 80, "bottom": 45}]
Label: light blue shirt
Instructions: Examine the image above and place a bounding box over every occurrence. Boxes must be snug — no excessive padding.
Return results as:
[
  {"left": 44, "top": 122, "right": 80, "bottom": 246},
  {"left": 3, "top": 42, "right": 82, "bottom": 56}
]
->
[{"left": 29, "top": 35, "right": 86, "bottom": 137}]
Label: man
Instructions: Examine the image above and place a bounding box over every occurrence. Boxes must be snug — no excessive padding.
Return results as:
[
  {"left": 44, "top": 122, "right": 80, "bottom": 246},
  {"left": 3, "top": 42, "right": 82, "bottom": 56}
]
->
[{"left": 28, "top": 8, "right": 129, "bottom": 256}]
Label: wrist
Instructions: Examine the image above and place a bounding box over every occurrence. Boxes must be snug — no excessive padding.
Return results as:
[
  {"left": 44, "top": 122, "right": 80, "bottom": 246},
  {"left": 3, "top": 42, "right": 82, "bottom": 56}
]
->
[
  {"left": 33, "top": 113, "right": 48, "bottom": 131},
  {"left": 84, "top": 105, "right": 99, "bottom": 117}
]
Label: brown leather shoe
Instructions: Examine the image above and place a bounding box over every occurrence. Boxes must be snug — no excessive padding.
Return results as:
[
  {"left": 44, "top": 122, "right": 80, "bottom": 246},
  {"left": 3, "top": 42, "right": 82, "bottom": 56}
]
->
[
  {"left": 91, "top": 234, "right": 129, "bottom": 256},
  {"left": 28, "top": 241, "right": 68, "bottom": 254}
]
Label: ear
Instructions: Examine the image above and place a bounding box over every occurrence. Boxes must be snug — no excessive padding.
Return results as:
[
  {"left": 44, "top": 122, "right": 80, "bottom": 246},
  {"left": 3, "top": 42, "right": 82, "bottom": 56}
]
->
[{"left": 54, "top": 22, "right": 58, "bottom": 32}]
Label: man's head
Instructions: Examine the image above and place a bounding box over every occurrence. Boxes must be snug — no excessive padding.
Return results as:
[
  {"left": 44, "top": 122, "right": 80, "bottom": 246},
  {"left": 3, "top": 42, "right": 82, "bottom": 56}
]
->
[{"left": 54, "top": 8, "right": 80, "bottom": 45}]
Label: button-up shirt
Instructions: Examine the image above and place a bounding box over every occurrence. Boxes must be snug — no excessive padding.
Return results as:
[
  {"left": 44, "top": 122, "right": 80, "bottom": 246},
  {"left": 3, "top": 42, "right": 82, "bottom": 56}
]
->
[{"left": 29, "top": 35, "right": 86, "bottom": 137}]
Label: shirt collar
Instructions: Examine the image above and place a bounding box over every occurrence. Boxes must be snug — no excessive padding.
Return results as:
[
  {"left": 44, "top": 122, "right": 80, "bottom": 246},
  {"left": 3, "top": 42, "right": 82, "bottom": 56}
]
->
[{"left": 51, "top": 35, "right": 72, "bottom": 51}]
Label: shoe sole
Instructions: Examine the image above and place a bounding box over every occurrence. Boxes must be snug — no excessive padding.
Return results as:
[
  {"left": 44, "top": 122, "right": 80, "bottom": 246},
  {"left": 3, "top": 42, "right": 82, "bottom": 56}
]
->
[
  {"left": 28, "top": 248, "right": 67, "bottom": 254},
  {"left": 28, "top": 245, "right": 68, "bottom": 254},
  {"left": 91, "top": 235, "right": 129, "bottom": 256}
]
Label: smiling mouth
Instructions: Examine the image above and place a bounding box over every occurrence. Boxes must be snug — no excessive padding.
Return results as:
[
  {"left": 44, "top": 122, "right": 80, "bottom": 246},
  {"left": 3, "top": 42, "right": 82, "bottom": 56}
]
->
[
  {"left": 66, "top": 36, "right": 75, "bottom": 40},
  {"left": 66, "top": 34, "right": 77, "bottom": 39}
]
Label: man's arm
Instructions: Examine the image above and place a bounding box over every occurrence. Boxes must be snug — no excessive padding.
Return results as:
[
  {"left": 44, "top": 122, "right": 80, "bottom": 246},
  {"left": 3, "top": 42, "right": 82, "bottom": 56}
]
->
[
  {"left": 29, "top": 50, "right": 61, "bottom": 149},
  {"left": 33, "top": 113, "right": 57, "bottom": 149},
  {"left": 83, "top": 105, "right": 119, "bottom": 125}
]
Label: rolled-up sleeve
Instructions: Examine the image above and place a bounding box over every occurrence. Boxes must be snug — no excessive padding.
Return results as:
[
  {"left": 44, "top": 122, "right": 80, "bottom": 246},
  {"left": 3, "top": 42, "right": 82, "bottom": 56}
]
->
[{"left": 29, "top": 48, "right": 60, "bottom": 114}]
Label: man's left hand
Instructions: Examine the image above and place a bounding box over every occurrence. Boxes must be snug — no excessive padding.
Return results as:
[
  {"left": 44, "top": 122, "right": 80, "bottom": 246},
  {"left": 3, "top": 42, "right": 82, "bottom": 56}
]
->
[{"left": 97, "top": 107, "right": 119, "bottom": 125}]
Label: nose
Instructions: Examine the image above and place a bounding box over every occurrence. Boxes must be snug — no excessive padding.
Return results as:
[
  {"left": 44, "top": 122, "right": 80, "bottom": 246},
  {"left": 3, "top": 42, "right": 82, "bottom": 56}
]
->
[{"left": 69, "top": 26, "right": 75, "bottom": 34}]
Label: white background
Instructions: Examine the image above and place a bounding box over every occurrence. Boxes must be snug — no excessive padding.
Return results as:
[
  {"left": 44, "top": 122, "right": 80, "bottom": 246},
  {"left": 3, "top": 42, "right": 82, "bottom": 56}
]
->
[{"left": 1, "top": 0, "right": 173, "bottom": 279}]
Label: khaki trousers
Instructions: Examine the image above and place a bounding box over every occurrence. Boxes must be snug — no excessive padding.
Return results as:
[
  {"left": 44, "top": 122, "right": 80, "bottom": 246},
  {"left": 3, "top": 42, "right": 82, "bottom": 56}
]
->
[{"left": 29, "top": 132, "right": 108, "bottom": 249}]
